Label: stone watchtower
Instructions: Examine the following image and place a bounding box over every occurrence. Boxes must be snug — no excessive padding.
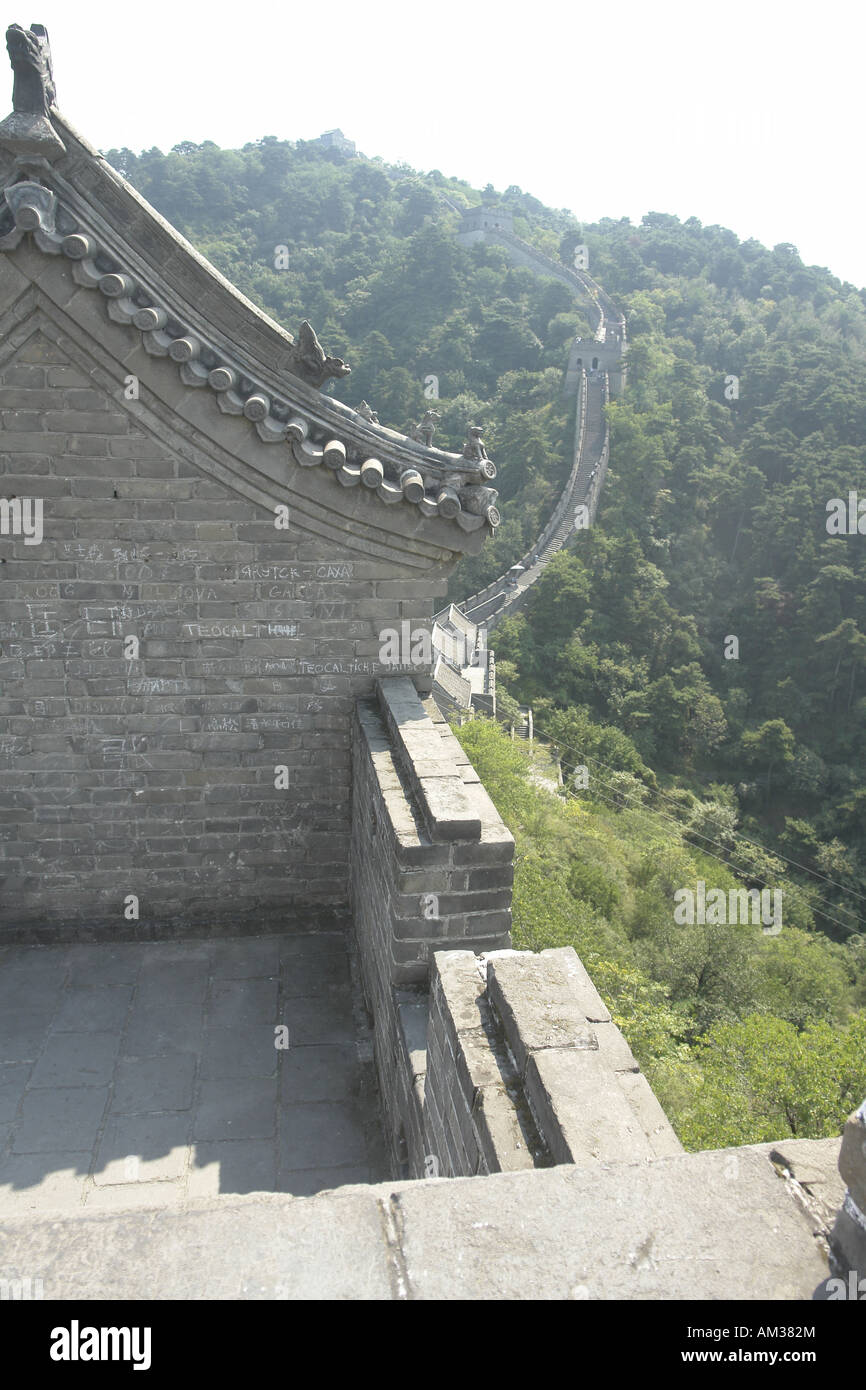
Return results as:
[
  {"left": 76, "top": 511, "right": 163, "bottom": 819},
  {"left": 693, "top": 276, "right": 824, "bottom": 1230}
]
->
[
  {"left": 454, "top": 203, "right": 514, "bottom": 246},
  {"left": 570, "top": 334, "right": 626, "bottom": 395},
  {"left": 316, "top": 129, "right": 356, "bottom": 157},
  {"left": 0, "top": 25, "right": 501, "bottom": 946}
]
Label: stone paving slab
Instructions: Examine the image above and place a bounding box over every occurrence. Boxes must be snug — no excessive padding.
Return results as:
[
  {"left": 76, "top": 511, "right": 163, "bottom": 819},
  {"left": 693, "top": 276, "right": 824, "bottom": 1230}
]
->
[
  {"left": 282, "top": 953, "right": 351, "bottom": 998},
  {"left": 283, "top": 993, "right": 357, "bottom": 1047},
  {"left": 0, "top": 1144, "right": 833, "bottom": 1300},
  {"left": 0, "top": 932, "right": 389, "bottom": 1213},
  {"left": 111, "top": 1055, "right": 197, "bottom": 1114},
  {"left": 279, "top": 1101, "right": 369, "bottom": 1171},
  {"left": 199, "top": 1027, "right": 278, "bottom": 1080},
  {"left": 52, "top": 986, "right": 133, "bottom": 1033},
  {"left": 13, "top": 1087, "right": 111, "bottom": 1155},
  {"left": 188, "top": 1140, "right": 278, "bottom": 1199},
  {"left": 280, "top": 1045, "right": 358, "bottom": 1103},
  {"left": 30, "top": 1032, "right": 120, "bottom": 1089}
]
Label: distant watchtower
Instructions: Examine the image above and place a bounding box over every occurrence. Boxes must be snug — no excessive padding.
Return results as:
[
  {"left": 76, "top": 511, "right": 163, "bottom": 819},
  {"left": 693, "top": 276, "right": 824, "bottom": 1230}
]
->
[
  {"left": 316, "top": 128, "right": 356, "bottom": 156},
  {"left": 571, "top": 335, "right": 626, "bottom": 396},
  {"left": 456, "top": 204, "right": 514, "bottom": 246},
  {"left": 454, "top": 203, "right": 626, "bottom": 396}
]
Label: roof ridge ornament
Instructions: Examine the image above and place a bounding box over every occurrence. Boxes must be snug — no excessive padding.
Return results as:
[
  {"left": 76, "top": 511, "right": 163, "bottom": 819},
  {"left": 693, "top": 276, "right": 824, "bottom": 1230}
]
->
[
  {"left": 0, "top": 21, "right": 65, "bottom": 160},
  {"left": 289, "top": 320, "right": 350, "bottom": 390}
]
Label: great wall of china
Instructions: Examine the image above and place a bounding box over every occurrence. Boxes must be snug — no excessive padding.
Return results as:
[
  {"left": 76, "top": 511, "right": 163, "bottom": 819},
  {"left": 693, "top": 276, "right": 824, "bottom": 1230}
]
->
[
  {"left": 451, "top": 205, "right": 626, "bottom": 629},
  {"left": 0, "top": 24, "right": 863, "bottom": 1302}
]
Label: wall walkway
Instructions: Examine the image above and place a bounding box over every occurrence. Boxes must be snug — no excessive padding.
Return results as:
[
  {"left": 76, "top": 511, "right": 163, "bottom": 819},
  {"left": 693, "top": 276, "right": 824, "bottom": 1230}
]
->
[{"left": 450, "top": 222, "right": 626, "bottom": 630}]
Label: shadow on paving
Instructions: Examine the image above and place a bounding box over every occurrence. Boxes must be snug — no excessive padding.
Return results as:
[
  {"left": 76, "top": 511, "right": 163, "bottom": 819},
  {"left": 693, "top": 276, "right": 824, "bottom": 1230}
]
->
[{"left": 0, "top": 932, "right": 390, "bottom": 1211}]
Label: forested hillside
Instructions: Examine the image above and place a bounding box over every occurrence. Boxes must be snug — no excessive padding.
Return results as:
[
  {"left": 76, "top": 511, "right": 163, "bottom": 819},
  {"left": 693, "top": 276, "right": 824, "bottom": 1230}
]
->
[
  {"left": 456, "top": 718, "right": 864, "bottom": 1148},
  {"left": 104, "top": 135, "right": 866, "bottom": 1144}
]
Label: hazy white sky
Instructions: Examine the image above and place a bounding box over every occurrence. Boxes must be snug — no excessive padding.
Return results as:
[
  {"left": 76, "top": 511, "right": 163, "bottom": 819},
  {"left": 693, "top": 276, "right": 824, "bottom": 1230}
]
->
[{"left": 15, "top": 0, "right": 866, "bottom": 287}]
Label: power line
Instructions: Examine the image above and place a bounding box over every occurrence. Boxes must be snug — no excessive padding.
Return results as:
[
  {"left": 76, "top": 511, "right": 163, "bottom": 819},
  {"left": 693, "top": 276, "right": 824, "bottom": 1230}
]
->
[
  {"left": 555, "top": 753, "right": 864, "bottom": 940},
  {"left": 462, "top": 690, "right": 865, "bottom": 939},
  {"left": 554, "top": 768, "right": 863, "bottom": 942},
  {"left": 550, "top": 731, "right": 866, "bottom": 908},
  {"left": 550, "top": 735, "right": 866, "bottom": 923},
  {"left": 483, "top": 690, "right": 866, "bottom": 913}
]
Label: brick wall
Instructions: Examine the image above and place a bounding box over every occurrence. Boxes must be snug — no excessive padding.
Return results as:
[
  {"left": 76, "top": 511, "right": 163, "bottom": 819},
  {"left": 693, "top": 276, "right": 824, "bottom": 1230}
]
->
[
  {"left": 0, "top": 322, "right": 446, "bottom": 940},
  {"left": 349, "top": 676, "right": 514, "bottom": 1170},
  {"left": 356, "top": 934, "right": 683, "bottom": 1181},
  {"left": 348, "top": 687, "right": 682, "bottom": 1180}
]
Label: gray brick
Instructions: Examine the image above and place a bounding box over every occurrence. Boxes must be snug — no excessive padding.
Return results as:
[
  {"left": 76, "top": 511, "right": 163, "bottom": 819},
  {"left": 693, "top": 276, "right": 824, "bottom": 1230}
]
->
[
  {"left": 46, "top": 366, "right": 91, "bottom": 387},
  {"left": 2, "top": 364, "right": 46, "bottom": 386},
  {"left": 0, "top": 387, "right": 58, "bottom": 408},
  {"left": 45, "top": 411, "right": 128, "bottom": 434},
  {"left": 64, "top": 390, "right": 110, "bottom": 410}
]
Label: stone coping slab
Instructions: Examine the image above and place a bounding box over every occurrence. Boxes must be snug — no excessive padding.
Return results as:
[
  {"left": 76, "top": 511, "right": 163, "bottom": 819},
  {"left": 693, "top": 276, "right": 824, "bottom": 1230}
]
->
[
  {"left": 376, "top": 678, "right": 482, "bottom": 842},
  {"left": 0, "top": 1144, "right": 832, "bottom": 1300}
]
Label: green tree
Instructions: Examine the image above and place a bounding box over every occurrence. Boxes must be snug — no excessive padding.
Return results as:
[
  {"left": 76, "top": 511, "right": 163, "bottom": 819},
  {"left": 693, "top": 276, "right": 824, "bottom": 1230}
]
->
[{"left": 739, "top": 719, "right": 796, "bottom": 796}]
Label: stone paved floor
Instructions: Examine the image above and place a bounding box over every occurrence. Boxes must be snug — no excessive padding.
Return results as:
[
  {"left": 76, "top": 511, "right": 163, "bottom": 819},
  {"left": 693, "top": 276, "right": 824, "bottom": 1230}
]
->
[{"left": 0, "top": 932, "right": 390, "bottom": 1213}]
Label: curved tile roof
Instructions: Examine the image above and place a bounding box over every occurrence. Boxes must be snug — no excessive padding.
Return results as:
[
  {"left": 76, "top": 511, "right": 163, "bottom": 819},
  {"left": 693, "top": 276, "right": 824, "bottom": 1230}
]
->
[{"left": 0, "top": 27, "right": 500, "bottom": 544}]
